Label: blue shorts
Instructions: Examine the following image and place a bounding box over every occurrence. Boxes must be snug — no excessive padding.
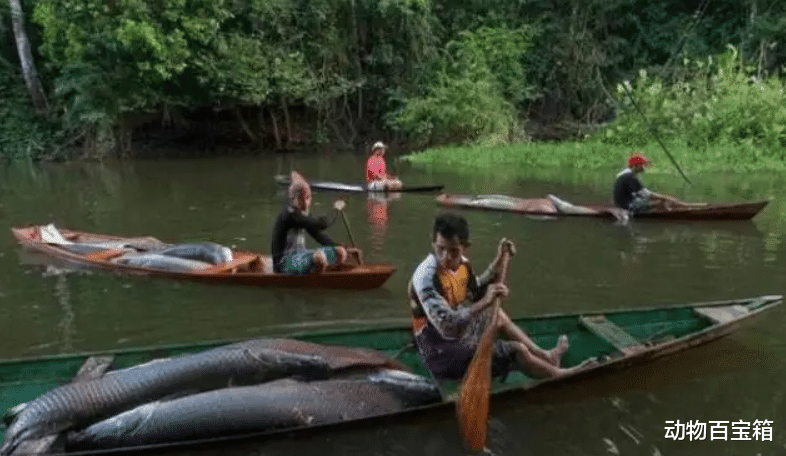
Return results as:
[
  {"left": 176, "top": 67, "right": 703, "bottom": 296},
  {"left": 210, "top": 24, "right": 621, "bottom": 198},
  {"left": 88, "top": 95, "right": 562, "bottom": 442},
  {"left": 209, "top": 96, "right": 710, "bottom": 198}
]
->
[
  {"left": 629, "top": 194, "right": 653, "bottom": 214},
  {"left": 280, "top": 246, "right": 338, "bottom": 275}
]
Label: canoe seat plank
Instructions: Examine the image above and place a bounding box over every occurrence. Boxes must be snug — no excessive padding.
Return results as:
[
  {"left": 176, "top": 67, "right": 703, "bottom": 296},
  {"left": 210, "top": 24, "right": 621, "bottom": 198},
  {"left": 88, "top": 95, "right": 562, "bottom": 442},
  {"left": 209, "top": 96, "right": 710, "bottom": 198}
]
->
[
  {"left": 85, "top": 248, "right": 127, "bottom": 261},
  {"left": 73, "top": 355, "right": 114, "bottom": 382},
  {"left": 693, "top": 305, "right": 749, "bottom": 324},
  {"left": 580, "top": 315, "right": 643, "bottom": 355},
  {"left": 201, "top": 254, "right": 260, "bottom": 274}
]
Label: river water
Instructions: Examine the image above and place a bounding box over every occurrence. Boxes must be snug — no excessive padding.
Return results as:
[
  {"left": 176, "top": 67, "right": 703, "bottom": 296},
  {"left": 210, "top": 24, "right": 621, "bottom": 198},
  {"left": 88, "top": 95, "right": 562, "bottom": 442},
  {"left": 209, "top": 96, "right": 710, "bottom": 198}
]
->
[{"left": 0, "top": 152, "right": 784, "bottom": 455}]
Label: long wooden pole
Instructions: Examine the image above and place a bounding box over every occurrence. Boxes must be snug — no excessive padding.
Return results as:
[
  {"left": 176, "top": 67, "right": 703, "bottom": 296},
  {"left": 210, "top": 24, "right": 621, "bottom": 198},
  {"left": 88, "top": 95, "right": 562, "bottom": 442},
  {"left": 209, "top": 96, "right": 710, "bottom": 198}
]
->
[
  {"left": 621, "top": 83, "right": 692, "bottom": 185},
  {"left": 339, "top": 209, "right": 362, "bottom": 264},
  {"left": 456, "top": 249, "right": 512, "bottom": 452}
]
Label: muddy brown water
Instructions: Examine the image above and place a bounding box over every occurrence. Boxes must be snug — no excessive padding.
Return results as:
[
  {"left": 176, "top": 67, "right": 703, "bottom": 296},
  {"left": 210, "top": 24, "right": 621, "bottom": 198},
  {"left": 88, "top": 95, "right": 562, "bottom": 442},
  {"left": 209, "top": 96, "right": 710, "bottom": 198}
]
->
[{"left": 0, "top": 153, "right": 784, "bottom": 455}]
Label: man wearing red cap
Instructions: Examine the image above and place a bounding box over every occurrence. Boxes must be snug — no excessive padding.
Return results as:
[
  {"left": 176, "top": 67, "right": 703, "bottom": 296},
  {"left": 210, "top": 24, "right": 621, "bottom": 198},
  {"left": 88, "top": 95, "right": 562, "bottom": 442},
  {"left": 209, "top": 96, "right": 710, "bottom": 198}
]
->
[
  {"left": 366, "top": 141, "right": 403, "bottom": 191},
  {"left": 613, "top": 152, "right": 690, "bottom": 213}
]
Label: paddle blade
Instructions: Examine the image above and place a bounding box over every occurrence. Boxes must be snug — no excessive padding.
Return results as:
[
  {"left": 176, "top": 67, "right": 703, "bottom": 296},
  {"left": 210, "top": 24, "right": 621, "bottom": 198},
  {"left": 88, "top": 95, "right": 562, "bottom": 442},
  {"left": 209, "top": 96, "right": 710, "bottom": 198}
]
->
[
  {"left": 456, "top": 308, "right": 497, "bottom": 451},
  {"left": 456, "top": 249, "right": 511, "bottom": 451}
]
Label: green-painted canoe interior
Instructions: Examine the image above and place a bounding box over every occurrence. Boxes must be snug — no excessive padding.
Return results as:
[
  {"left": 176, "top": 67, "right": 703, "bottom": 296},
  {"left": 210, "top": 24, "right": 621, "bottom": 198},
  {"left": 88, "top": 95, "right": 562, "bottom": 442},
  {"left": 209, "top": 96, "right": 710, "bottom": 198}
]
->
[{"left": 2, "top": 296, "right": 777, "bottom": 442}]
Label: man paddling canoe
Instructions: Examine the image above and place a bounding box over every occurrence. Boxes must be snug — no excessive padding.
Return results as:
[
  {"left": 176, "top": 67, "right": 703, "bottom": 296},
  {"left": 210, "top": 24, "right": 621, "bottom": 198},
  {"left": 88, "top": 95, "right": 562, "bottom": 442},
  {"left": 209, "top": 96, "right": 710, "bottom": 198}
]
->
[
  {"left": 366, "top": 141, "right": 403, "bottom": 191},
  {"left": 271, "top": 171, "right": 349, "bottom": 275},
  {"left": 408, "top": 213, "right": 596, "bottom": 381},
  {"left": 614, "top": 152, "right": 701, "bottom": 214}
]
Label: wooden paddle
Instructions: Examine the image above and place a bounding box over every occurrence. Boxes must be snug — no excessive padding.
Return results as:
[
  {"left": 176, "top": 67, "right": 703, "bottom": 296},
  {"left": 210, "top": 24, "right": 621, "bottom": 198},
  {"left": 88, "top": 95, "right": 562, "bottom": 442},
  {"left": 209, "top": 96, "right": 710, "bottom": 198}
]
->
[
  {"left": 338, "top": 207, "right": 363, "bottom": 264},
  {"left": 456, "top": 244, "right": 514, "bottom": 452}
]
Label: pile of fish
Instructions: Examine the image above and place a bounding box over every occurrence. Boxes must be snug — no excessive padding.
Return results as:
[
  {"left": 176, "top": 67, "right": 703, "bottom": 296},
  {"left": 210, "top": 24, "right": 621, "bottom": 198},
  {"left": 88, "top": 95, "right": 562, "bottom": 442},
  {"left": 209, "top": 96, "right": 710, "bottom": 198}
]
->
[
  {"left": 112, "top": 242, "right": 235, "bottom": 272},
  {"left": 0, "top": 339, "right": 440, "bottom": 455}
]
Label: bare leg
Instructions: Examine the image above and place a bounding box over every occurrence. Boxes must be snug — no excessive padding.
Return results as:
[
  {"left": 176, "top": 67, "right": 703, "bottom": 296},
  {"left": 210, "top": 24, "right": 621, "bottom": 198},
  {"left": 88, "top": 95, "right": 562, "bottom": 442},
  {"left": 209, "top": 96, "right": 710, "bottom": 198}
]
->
[
  {"left": 651, "top": 197, "right": 686, "bottom": 211},
  {"left": 509, "top": 342, "right": 598, "bottom": 378},
  {"left": 335, "top": 246, "right": 347, "bottom": 265},
  {"left": 549, "top": 335, "right": 569, "bottom": 366},
  {"left": 312, "top": 250, "right": 328, "bottom": 273},
  {"left": 652, "top": 200, "right": 671, "bottom": 211},
  {"left": 389, "top": 178, "right": 403, "bottom": 191},
  {"left": 496, "top": 310, "right": 568, "bottom": 367},
  {"left": 346, "top": 247, "right": 363, "bottom": 264}
]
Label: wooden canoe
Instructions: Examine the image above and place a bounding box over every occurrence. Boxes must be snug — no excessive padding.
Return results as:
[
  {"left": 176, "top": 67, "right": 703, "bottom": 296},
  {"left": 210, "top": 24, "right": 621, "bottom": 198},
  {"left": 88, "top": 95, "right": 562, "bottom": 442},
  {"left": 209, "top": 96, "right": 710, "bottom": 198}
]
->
[
  {"left": 437, "top": 193, "right": 770, "bottom": 220},
  {"left": 0, "top": 295, "right": 779, "bottom": 455},
  {"left": 274, "top": 174, "right": 444, "bottom": 193},
  {"left": 11, "top": 225, "right": 396, "bottom": 290}
]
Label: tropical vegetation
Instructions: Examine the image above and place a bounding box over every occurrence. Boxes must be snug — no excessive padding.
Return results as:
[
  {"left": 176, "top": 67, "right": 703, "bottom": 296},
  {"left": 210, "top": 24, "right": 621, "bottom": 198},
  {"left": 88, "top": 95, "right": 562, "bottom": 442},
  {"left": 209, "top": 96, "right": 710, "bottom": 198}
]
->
[{"left": 0, "top": 0, "right": 784, "bottom": 160}]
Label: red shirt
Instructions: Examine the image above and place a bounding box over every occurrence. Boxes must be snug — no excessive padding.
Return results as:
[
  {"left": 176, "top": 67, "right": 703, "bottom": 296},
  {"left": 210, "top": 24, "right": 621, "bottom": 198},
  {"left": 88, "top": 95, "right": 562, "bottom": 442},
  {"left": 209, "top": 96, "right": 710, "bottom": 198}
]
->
[{"left": 365, "top": 155, "right": 387, "bottom": 183}]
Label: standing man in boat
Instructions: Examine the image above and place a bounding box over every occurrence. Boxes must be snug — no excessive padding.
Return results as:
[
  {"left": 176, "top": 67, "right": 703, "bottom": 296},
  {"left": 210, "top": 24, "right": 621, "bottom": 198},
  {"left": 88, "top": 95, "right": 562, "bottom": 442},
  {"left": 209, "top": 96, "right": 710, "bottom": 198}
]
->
[
  {"left": 613, "top": 152, "right": 696, "bottom": 214},
  {"left": 366, "top": 141, "right": 403, "bottom": 191},
  {"left": 408, "top": 213, "right": 595, "bottom": 381},
  {"left": 271, "top": 171, "right": 349, "bottom": 275}
]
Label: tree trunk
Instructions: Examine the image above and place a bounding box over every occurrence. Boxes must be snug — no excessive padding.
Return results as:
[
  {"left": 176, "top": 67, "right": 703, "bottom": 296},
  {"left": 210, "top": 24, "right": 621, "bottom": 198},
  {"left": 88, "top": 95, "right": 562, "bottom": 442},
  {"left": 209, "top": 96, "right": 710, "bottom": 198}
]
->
[
  {"left": 234, "top": 107, "right": 257, "bottom": 142},
  {"left": 282, "top": 98, "right": 292, "bottom": 149},
  {"left": 9, "top": 0, "right": 49, "bottom": 115},
  {"left": 270, "top": 107, "right": 283, "bottom": 149}
]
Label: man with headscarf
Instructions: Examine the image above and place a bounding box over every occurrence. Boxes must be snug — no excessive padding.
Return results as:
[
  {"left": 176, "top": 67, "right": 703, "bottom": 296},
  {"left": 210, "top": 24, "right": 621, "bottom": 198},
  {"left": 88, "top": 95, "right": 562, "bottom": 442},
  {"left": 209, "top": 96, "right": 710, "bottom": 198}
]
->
[{"left": 271, "top": 171, "right": 348, "bottom": 274}]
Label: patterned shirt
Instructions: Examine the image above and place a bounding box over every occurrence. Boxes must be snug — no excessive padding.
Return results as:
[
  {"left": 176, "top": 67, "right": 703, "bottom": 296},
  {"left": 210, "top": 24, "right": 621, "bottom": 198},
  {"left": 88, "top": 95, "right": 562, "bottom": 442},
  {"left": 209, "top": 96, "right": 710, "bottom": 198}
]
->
[{"left": 409, "top": 254, "right": 493, "bottom": 345}]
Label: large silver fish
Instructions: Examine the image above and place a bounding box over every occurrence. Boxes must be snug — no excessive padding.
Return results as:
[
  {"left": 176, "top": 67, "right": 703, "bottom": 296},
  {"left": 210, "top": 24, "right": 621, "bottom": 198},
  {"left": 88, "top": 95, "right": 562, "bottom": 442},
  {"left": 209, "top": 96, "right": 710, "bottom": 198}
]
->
[
  {"left": 2, "top": 338, "right": 402, "bottom": 455},
  {"left": 112, "top": 253, "right": 212, "bottom": 271},
  {"left": 157, "top": 242, "right": 233, "bottom": 265},
  {"left": 67, "top": 369, "right": 441, "bottom": 449}
]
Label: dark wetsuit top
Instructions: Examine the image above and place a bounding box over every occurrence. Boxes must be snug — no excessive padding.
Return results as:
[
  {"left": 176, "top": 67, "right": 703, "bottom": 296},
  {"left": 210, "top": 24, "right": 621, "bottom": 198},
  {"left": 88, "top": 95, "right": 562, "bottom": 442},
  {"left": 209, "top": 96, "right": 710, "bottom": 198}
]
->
[
  {"left": 613, "top": 168, "right": 646, "bottom": 210},
  {"left": 271, "top": 206, "right": 337, "bottom": 272}
]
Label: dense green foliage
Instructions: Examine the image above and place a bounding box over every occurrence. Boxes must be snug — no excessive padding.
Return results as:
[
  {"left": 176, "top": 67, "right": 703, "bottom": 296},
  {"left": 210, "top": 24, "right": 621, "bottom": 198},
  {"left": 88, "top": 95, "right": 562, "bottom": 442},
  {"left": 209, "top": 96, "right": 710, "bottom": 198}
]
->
[
  {"left": 407, "top": 42, "right": 786, "bottom": 172},
  {"left": 391, "top": 26, "right": 536, "bottom": 147},
  {"left": 0, "top": 0, "right": 785, "bottom": 159},
  {"left": 603, "top": 46, "right": 786, "bottom": 162}
]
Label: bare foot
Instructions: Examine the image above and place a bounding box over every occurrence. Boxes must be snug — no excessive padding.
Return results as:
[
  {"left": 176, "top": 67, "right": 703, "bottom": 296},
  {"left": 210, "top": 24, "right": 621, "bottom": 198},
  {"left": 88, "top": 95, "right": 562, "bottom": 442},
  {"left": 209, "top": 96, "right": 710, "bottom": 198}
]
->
[
  {"left": 560, "top": 357, "right": 599, "bottom": 376},
  {"left": 548, "top": 334, "right": 569, "bottom": 366}
]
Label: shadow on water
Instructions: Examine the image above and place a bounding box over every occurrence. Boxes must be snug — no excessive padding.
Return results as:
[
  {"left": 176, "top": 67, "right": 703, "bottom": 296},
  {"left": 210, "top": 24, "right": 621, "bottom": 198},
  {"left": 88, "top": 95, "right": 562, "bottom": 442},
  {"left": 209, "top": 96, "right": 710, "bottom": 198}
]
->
[{"left": 623, "top": 219, "right": 763, "bottom": 240}]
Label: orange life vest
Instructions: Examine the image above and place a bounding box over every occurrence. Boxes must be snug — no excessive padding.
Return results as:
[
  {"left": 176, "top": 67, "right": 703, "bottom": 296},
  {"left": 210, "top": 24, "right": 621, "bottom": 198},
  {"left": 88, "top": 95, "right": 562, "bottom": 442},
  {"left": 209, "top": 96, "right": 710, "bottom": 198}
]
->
[{"left": 411, "top": 264, "right": 469, "bottom": 334}]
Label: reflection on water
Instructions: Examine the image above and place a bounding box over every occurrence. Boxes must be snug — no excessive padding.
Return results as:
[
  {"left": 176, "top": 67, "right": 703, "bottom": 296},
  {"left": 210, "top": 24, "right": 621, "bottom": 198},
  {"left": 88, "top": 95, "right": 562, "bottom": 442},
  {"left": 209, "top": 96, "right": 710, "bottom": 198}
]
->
[
  {"left": 616, "top": 221, "right": 765, "bottom": 269},
  {"left": 0, "top": 155, "right": 785, "bottom": 455},
  {"left": 367, "top": 192, "right": 400, "bottom": 255},
  {"left": 53, "top": 272, "right": 75, "bottom": 352}
]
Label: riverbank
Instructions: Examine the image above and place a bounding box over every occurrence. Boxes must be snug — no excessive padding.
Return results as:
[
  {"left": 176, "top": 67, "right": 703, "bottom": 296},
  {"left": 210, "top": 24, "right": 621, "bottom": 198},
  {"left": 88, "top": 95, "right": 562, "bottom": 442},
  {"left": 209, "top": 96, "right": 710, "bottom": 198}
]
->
[{"left": 403, "top": 141, "right": 786, "bottom": 173}]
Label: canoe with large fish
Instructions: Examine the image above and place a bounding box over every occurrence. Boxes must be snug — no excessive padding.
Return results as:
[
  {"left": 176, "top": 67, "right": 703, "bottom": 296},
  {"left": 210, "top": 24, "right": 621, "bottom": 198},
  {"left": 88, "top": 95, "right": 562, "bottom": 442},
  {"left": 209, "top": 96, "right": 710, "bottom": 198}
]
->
[
  {"left": 0, "top": 294, "right": 780, "bottom": 455},
  {"left": 436, "top": 193, "right": 770, "bottom": 221},
  {"left": 11, "top": 224, "right": 396, "bottom": 289}
]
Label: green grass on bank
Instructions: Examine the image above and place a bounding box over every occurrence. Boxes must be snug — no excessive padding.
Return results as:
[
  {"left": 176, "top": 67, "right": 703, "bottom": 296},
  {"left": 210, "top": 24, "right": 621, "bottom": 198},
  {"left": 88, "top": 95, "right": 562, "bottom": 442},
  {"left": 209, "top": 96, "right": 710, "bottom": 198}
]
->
[{"left": 403, "top": 141, "right": 786, "bottom": 174}]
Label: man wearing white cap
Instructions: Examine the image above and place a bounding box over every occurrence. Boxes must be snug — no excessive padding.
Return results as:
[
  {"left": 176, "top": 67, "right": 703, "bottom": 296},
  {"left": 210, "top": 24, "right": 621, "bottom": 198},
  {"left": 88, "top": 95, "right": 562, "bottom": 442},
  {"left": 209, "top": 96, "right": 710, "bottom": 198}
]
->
[{"left": 365, "top": 141, "right": 403, "bottom": 191}]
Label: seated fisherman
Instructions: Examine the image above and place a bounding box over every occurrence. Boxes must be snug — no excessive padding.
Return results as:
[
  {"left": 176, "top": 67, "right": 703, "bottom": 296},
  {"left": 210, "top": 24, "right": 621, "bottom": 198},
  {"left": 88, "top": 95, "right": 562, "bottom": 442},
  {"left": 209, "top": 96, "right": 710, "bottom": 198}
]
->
[
  {"left": 613, "top": 152, "right": 695, "bottom": 213},
  {"left": 408, "top": 212, "right": 596, "bottom": 381},
  {"left": 366, "top": 141, "right": 403, "bottom": 191},
  {"left": 271, "top": 171, "right": 348, "bottom": 275}
]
